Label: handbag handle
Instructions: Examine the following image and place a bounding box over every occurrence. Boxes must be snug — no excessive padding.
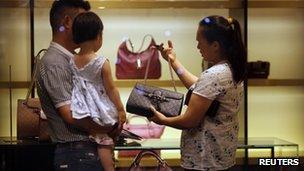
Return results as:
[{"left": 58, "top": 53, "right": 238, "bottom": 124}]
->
[
  {"left": 129, "top": 150, "right": 168, "bottom": 169},
  {"left": 143, "top": 47, "right": 177, "bottom": 92},
  {"left": 25, "top": 49, "right": 47, "bottom": 105},
  {"left": 127, "top": 34, "right": 177, "bottom": 92},
  {"left": 127, "top": 34, "right": 154, "bottom": 53}
]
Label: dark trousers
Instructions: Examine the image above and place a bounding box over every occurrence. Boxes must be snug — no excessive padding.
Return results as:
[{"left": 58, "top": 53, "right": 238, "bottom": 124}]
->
[{"left": 54, "top": 141, "right": 103, "bottom": 171}]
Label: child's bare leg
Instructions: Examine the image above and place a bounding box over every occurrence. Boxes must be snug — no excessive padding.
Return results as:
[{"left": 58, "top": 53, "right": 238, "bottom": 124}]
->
[{"left": 97, "top": 145, "right": 115, "bottom": 171}]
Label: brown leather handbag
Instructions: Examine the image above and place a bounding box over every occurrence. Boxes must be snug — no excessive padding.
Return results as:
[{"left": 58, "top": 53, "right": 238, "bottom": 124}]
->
[
  {"left": 17, "top": 49, "right": 50, "bottom": 141},
  {"left": 116, "top": 34, "right": 161, "bottom": 79}
]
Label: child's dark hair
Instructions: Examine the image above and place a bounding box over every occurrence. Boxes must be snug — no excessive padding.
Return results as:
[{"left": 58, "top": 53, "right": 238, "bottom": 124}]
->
[
  {"left": 50, "top": 0, "right": 90, "bottom": 33},
  {"left": 199, "top": 15, "right": 247, "bottom": 84},
  {"left": 72, "top": 12, "right": 104, "bottom": 44}
]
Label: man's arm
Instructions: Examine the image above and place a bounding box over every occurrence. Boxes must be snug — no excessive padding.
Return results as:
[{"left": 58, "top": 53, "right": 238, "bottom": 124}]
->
[
  {"left": 58, "top": 105, "right": 114, "bottom": 135},
  {"left": 43, "top": 64, "right": 114, "bottom": 135}
]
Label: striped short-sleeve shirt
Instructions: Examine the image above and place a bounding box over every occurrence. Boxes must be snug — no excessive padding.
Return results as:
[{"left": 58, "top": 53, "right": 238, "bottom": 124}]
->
[{"left": 36, "top": 42, "right": 89, "bottom": 143}]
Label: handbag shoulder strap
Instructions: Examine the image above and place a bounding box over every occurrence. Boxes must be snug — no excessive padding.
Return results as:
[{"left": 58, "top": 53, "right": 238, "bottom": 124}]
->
[
  {"left": 126, "top": 39, "right": 134, "bottom": 52},
  {"left": 25, "top": 49, "right": 47, "bottom": 103},
  {"left": 143, "top": 49, "right": 177, "bottom": 92},
  {"left": 126, "top": 34, "right": 154, "bottom": 53},
  {"left": 136, "top": 34, "right": 154, "bottom": 53}
]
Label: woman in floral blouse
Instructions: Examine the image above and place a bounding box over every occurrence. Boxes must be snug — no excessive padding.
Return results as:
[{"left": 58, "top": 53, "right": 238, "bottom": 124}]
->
[{"left": 150, "top": 15, "right": 246, "bottom": 171}]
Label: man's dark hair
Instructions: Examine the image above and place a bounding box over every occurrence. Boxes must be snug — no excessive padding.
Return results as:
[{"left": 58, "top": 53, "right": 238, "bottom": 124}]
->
[
  {"left": 72, "top": 12, "right": 103, "bottom": 44},
  {"left": 50, "top": 0, "right": 90, "bottom": 33}
]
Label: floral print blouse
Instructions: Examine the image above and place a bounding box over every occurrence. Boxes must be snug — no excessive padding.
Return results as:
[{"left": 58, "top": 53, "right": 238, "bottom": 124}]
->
[{"left": 180, "top": 62, "right": 244, "bottom": 171}]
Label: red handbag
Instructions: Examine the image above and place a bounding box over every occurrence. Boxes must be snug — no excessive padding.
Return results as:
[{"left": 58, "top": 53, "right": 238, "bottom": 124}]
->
[{"left": 116, "top": 34, "right": 161, "bottom": 79}]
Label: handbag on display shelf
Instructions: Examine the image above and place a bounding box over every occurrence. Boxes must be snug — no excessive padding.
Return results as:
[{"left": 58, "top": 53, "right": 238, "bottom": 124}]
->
[
  {"left": 128, "top": 150, "right": 172, "bottom": 171},
  {"left": 247, "top": 60, "right": 270, "bottom": 78},
  {"left": 116, "top": 34, "right": 161, "bottom": 79},
  {"left": 17, "top": 49, "right": 50, "bottom": 141},
  {"left": 123, "top": 115, "right": 165, "bottom": 139},
  {"left": 118, "top": 115, "right": 165, "bottom": 157},
  {"left": 126, "top": 56, "right": 184, "bottom": 118}
]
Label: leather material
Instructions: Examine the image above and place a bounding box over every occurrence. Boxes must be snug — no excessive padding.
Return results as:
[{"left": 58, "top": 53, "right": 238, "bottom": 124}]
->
[
  {"left": 126, "top": 83, "right": 184, "bottom": 117},
  {"left": 17, "top": 98, "right": 50, "bottom": 141},
  {"left": 247, "top": 61, "right": 270, "bottom": 78},
  {"left": 17, "top": 49, "right": 50, "bottom": 141},
  {"left": 116, "top": 38, "right": 161, "bottom": 79}
]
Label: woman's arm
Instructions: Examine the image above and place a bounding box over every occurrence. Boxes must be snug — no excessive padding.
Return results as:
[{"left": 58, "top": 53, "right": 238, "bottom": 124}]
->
[
  {"left": 150, "top": 93, "right": 212, "bottom": 129},
  {"left": 159, "top": 40, "right": 198, "bottom": 89},
  {"left": 170, "top": 59, "right": 198, "bottom": 89},
  {"left": 101, "top": 60, "right": 127, "bottom": 125}
]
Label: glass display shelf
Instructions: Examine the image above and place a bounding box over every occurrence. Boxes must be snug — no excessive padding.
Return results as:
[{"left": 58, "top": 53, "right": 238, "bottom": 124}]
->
[
  {"left": 1, "top": 137, "right": 298, "bottom": 155},
  {"left": 115, "top": 137, "right": 299, "bottom": 158}
]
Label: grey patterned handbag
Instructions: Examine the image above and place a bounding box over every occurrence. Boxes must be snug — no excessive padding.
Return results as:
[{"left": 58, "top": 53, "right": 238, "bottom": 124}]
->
[{"left": 126, "top": 57, "right": 184, "bottom": 117}]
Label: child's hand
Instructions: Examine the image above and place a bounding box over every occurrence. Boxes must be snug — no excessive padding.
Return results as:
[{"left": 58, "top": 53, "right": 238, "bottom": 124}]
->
[
  {"left": 118, "top": 110, "right": 126, "bottom": 125},
  {"left": 108, "top": 110, "right": 126, "bottom": 140}
]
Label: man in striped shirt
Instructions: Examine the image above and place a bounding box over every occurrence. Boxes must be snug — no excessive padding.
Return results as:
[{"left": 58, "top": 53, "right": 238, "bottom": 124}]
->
[{"left": 37, "top": 1, "right": 117, "bottom": 170}]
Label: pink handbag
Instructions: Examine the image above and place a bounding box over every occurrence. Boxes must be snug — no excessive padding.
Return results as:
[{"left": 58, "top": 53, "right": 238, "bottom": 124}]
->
[
  {"left": 123, "top": 115, "right": 165, "bottom": 139},
  {"left": 129, "top": 150, "right": 172, "bottom": 171},
  {"left": 118, "top": 115, "right": 165, "bottom": 157},
  {"left": 116, "top": 34, "right": 161, "bottom": 79}
]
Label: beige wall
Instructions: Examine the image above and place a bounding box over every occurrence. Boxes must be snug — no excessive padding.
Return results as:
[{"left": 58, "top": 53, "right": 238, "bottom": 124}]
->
[{"left": 0, "top": 8, "right": 30, "bottom": 82}]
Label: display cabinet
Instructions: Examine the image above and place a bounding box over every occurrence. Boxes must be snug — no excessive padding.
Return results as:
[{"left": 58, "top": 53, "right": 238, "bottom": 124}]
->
[
  {"left": 2, "top": 0, "right": 303, "bottom": 169},
  {"left": 247, "top": 0, "right": 304, "bottom": 161}
]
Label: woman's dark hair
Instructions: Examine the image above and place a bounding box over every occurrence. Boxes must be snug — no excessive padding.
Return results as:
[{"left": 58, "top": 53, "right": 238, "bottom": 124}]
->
[
  {"left": 50, "top": 0, "right": 91, "bottom": 33},
  {"left": 72, "top": 12, "right": 104, "bottom": 44},
  {"left": 199, "top": 15, "right": 247, "bottom": 83}
]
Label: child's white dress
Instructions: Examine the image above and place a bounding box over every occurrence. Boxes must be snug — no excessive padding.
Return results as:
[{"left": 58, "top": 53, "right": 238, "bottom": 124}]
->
[{"left": 70, "top": 55, "right": 118, "bottom": 145}]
